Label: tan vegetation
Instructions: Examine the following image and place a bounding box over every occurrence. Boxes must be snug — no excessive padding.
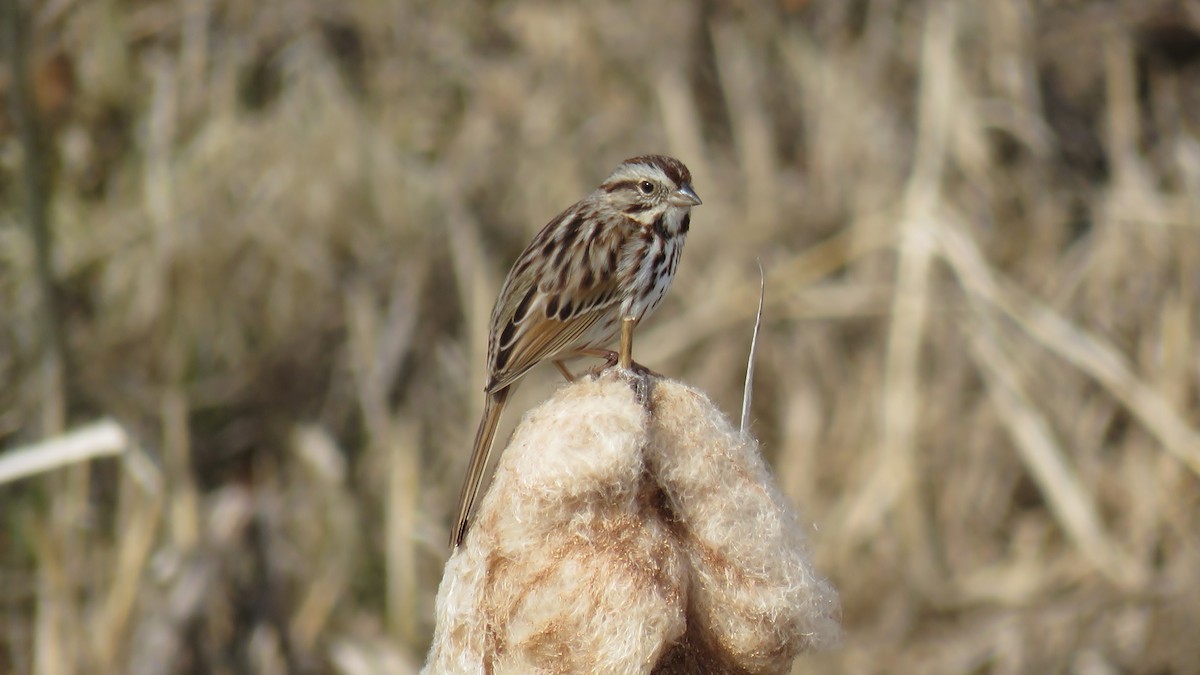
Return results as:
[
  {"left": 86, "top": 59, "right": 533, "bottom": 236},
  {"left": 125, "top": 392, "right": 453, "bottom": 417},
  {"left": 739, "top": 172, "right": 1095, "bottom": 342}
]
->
[
  {"left": 426, "top": 373, "right": 838, "bottom": 674},
  {"left": 2, "top": 0, "right": 1199, "bottom": 673}
]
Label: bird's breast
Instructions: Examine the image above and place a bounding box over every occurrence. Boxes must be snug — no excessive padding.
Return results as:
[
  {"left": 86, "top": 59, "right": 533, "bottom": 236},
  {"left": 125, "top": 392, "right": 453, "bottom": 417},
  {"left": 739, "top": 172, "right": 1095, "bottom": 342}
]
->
[{"left": 621, "top": 230, "right": 686, "bottom": 322}]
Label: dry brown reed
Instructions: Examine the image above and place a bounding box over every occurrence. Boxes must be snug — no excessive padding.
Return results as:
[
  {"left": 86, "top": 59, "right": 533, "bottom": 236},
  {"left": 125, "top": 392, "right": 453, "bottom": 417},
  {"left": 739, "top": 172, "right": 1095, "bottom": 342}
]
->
[{"left": 2, "top": 0, "right": 1200, "bottom": 673}]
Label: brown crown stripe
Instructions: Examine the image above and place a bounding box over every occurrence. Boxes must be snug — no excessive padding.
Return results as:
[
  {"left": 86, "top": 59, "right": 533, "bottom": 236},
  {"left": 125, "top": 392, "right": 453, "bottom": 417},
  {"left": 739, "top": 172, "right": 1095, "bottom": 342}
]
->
[{"left": 623, "top": 154, "right": 692, "bottom": 186}]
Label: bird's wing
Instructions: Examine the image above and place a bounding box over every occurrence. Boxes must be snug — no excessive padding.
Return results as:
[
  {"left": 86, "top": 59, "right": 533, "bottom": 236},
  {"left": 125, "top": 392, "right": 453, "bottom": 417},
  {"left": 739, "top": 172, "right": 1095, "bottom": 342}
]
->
[
  {"left": 485, "top": 241, "right": 625, "bottom": 393},
  {"left": 486, "top": 284, "right": 619, "bottom": 393}
]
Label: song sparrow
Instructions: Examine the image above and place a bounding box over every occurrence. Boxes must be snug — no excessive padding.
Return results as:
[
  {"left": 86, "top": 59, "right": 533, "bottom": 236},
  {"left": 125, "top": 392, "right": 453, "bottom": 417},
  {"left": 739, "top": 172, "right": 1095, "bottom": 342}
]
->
[{"left": 451, "top": 155, "right": 701, "bottom": 549}]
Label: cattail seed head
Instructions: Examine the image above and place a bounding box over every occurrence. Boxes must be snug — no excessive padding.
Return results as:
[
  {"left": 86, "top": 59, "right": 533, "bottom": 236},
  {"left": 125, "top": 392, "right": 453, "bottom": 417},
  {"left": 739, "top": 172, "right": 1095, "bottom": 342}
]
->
[{"left": 426, "top": 372, "right": 839, "bottom": 674}]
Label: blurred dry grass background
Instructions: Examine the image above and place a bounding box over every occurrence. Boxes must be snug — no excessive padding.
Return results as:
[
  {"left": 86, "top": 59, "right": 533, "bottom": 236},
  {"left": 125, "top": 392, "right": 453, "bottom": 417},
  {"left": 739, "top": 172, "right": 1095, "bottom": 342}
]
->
[{"left": 1, "top": 0, "right": 1199, "bottom": 672}]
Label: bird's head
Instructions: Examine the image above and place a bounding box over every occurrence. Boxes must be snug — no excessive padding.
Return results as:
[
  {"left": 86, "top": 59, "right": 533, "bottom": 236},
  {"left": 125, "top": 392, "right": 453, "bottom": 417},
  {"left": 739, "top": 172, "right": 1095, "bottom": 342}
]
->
[{"left": 598, "top": 155, "right": 701, "bottom": 234}]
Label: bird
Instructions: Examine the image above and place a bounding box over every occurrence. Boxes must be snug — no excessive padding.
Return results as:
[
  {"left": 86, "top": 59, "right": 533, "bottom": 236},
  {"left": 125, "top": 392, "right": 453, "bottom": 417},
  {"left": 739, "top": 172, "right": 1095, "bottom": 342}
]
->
[{"left": 450, "top": 154, "right": 701, "bottom": 549}]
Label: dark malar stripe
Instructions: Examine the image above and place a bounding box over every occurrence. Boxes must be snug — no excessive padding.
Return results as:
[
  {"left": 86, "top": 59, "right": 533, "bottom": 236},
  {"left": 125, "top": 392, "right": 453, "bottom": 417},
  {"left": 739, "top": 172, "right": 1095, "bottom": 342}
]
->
[
  {"left": 651, "top": 215, "right": 670, "bottom": 240},
  {"left": 680, "top": 213, "right": 690, "bottom": 234}
]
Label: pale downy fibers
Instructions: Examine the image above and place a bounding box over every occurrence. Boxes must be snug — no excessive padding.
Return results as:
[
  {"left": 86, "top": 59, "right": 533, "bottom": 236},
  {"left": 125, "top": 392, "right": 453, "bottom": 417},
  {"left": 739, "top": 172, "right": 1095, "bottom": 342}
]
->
[{"left": 425, "top": 372, "right": 839, "bottom": 674}]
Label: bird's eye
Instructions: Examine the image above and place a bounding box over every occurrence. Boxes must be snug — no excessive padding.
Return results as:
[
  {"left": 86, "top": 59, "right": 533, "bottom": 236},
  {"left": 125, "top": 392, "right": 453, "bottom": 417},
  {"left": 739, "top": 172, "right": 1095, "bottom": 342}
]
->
[{"left": 638, "top": 180, "right": 655, "bottom": 195}]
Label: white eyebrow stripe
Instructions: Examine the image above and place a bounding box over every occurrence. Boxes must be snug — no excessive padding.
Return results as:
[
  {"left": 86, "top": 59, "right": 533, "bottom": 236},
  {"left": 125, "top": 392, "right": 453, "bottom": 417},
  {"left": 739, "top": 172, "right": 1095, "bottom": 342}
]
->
[{"left": 609, "top": 165, "right": 673, "bottom": 187}]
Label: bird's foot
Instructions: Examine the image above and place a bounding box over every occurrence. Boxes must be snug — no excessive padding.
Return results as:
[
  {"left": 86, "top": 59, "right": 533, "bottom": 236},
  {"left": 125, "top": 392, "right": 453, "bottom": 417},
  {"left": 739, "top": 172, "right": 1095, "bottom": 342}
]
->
[
  {"left": 582, "top": 350, "right": 657, "bottom": 407},
  {"left": 582, "top": 350, "right": 660, "bottom": 379}
]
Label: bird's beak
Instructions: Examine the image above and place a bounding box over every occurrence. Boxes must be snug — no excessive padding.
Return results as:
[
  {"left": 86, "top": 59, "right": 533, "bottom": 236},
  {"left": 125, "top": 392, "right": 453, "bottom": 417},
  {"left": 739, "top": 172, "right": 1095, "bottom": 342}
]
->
[{"left": 670, "top": 183, "right": 702, "bottom": 207}]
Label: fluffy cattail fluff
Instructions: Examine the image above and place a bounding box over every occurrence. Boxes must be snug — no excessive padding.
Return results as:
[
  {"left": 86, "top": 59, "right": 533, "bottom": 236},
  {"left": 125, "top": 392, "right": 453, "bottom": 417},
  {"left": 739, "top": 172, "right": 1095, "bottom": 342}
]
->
[{"left": 424, "top": 371, "right": 840, "bottom": 674}]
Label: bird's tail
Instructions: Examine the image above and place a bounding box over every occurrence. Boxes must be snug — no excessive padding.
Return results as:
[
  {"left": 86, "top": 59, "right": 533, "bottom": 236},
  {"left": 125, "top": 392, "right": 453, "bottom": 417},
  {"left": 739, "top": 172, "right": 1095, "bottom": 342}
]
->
[{"left": 450, "top": 388, "right": 509, "bottom": 549}]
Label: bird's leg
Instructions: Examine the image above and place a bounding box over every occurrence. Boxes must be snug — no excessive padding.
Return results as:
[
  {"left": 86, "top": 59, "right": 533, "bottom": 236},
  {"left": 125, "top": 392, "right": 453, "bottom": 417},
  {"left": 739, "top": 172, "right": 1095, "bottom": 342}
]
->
[
  {"left": 619, "top": 317, "right": 635, "bottom": 370},
  {"left": 553, "top": 360, "right": 576, "bottom": 382},
  {"left": 617, "top": 317, "right": 655, "bottom": 406}
]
